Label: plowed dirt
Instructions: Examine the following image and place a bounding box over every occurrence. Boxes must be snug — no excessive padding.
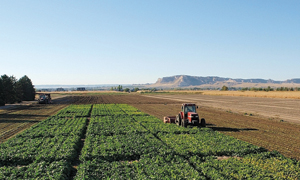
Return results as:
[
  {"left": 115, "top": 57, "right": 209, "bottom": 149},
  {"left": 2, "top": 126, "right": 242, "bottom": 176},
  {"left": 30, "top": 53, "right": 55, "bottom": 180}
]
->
[{"left": 144, "top": 94, "right": 300, "bottom": 124}]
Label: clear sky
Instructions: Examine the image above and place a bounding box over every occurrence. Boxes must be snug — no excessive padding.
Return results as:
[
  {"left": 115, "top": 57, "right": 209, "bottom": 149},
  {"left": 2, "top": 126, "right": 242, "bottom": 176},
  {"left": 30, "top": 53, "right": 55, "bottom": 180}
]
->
[{"left": 1, "top": 0, "right": 299, "bottom": 85}]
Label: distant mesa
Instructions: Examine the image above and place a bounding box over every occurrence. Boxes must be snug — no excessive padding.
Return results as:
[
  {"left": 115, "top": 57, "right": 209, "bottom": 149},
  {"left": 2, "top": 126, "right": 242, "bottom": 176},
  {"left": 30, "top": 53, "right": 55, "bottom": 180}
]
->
[
  {"left": 285, "top": 78, "right": 300, "bottom": 83},
  {"left": 151, "top": 75, "right": 300, "bottom": 88}
]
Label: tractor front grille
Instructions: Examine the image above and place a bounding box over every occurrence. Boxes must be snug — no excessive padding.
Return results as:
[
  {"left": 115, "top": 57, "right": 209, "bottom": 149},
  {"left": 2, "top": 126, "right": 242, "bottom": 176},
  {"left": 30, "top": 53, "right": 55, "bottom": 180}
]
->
[{"left": 190, "top": 114, "right": 199, "bottom": 120}]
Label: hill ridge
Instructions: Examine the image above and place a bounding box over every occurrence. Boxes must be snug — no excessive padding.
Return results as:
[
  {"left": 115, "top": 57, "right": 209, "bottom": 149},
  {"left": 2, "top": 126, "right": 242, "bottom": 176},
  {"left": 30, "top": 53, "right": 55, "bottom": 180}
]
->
[{"left": 153, "top": 75, "right": 300, "bottom": 88}]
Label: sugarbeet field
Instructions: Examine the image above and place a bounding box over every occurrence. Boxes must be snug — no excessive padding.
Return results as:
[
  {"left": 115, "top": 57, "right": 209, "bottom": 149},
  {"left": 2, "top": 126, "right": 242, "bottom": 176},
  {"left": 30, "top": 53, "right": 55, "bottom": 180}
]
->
[{"left": 1, "top": 103, "right": 299, "bottom": 179}]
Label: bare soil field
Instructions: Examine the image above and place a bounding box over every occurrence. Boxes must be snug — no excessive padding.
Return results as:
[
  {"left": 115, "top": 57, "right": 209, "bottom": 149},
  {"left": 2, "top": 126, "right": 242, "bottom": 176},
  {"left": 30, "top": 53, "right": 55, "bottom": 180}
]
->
[
  {"left": 53, "top": 94, "right": 180, "bottom": 104},
  {"left": 145, "top": 94, "right": 300, "bottom": 124},
  {"left": 1, "top": 94, "right": 300, "bottom": 160}
]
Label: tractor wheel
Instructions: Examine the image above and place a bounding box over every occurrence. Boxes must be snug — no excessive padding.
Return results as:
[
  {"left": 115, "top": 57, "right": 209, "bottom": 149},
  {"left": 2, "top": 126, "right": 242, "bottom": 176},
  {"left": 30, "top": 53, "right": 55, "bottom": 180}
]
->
[
  {"left": 176, "top": 114, "right": 181, "bottom": 126},
  {"left": 182, "top": 119, "right": 187, "bottom": 128},
  {"left": 200, "top": 118, "right": 206, "bottom": 127},
  {"left": 184, "top": 120, "right": 187, "bottom": 127}
]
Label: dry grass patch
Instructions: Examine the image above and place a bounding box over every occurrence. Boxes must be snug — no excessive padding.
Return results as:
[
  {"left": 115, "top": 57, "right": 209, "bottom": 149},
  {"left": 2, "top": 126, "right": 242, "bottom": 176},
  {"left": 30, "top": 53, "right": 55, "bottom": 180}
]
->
[{"left": 202, "top": 90, "right": 300, "bottom": 99}]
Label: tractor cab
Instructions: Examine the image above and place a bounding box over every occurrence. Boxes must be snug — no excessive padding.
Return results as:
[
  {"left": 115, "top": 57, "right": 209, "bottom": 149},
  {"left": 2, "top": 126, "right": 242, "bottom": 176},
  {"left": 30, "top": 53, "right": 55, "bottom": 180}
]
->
[{"left": 182, "top": 104, "right": 197, "bottom": 117}]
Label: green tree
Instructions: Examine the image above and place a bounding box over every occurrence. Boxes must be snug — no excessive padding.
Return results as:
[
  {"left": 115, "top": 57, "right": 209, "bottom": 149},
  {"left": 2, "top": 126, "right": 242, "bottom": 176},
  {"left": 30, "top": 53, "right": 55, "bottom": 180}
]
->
[
  {"left": 16, "top": 75, "right": 35, "bottom": 101},
  {"left": 221, "top": 85, "right": 228, "bottom": 91},
  {"left": 134, "top": 87, "right": 139, "bottom": 92},
  {"left": 1, "top": 74, "right": 17, "bottom": 103},
  {"left": 0, "top": 78, "right": 5, "bottom": 106},
  {"left": 124, "top": 88, "right": 130, "bottom": 92},
  {"left": 15, "top": 80, "right": 23, "bottom": 102},
  {"left": 265, "top": 86, "right": 273, "bottom": 91},
  {"left": 284, "top": 87, "right": 289, "bottom": 91},
  {"left": 117, "top": 85, "right": 123, "bottom": 91},
  {"left": 250, "top": 87, "right": 257, "bottom": 91}
]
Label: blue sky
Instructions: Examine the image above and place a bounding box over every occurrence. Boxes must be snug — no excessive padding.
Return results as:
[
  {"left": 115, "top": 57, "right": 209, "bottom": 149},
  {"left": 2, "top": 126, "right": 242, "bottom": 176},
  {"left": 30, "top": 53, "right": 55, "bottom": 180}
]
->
[{"left": 1, "top": 0, "right": 299, "bottom": 85}]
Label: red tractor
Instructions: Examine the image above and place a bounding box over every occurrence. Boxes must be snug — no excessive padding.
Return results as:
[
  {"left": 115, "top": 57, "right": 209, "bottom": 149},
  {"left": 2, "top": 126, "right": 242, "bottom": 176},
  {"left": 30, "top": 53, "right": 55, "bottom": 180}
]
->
[{"left": 175, "top": 103, "right": 206, "bottom": 128}]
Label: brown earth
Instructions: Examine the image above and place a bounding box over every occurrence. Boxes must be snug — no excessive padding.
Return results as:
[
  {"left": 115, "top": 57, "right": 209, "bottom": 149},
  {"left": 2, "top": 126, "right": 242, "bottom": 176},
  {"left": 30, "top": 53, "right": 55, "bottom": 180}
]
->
[
  {"left": 1, "top": 94, "right": 300, "bottom": 161},
  {"left": 53, "top": 94, "right": 180, "bottom": 104},
  {"left": 144, "top": 94, "right": 300, "bottom": 124}
]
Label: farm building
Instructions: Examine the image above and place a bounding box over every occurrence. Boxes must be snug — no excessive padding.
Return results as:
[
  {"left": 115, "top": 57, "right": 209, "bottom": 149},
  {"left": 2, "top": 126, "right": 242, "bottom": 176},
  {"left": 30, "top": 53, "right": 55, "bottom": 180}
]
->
[
  {"left": 77, "top": 87, "right": 86, "bottom": 91},
  {"left": 56, "top": 88, "right": 65, "bottom": 91}
]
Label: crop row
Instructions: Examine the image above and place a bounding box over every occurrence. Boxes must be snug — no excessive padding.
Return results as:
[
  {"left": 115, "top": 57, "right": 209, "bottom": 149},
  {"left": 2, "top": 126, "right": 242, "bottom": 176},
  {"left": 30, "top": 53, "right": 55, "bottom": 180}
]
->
[
  {"left": 91, "top": 104, "right": 125, "bottom": 116},
  {"left": 117, "top": 104, "right": 148, "bottom": 116},
  {"left": 0, "top": 160, "right": 71, "bottom": 180},
  {"left": 0, "top": 105, "right": 89, "bottom": 179},
  {"left": 87, "top": 116, "right": 148, "bottom": 136},
  {"left": 91, "top": 104, "right": 147, "bottom": 116},
  {"left": 157, "top": 131, "right": 265, "bottom": 157},
  {"left": 56, "top": 104, "right": 92, "bottom": 117},
  {"left": 188, "top": 151, "right": 300, "bottom": 179}
]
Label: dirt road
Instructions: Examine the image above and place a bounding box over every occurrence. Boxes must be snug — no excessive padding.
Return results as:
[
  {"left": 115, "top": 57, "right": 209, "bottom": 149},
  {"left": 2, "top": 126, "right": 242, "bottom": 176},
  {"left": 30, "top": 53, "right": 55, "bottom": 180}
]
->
[{"left": 144, "top": 94, "right": 300, "bottom": 124}]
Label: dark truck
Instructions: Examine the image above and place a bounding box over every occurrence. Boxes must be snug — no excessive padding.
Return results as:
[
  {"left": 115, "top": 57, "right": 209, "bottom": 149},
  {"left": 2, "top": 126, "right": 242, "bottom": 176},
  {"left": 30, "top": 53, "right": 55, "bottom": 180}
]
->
[{"left": 38, "top": 94, "right": 51, "bottom": 104}]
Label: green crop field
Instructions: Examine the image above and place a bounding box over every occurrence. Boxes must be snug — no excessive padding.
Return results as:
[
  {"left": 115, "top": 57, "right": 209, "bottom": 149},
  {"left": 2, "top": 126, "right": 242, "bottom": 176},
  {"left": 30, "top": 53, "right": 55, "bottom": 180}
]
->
[{"left": 0, "top": 104, "right": 299, "bottom": 179}]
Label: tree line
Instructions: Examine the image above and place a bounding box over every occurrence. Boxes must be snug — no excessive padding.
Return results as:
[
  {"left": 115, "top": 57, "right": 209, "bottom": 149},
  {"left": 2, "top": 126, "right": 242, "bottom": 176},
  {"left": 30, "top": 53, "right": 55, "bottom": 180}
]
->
[
  {"left": 0, "top": 74, "right": 35, "bottom": 106},
  {"left": 110, "top": 85, "right": 140, "bottom": 92}
]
